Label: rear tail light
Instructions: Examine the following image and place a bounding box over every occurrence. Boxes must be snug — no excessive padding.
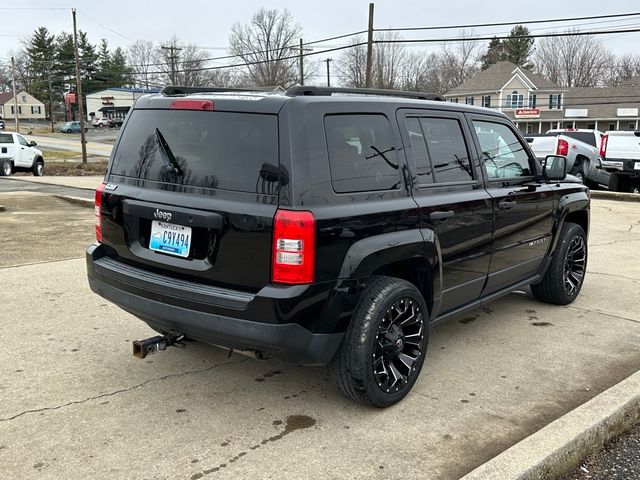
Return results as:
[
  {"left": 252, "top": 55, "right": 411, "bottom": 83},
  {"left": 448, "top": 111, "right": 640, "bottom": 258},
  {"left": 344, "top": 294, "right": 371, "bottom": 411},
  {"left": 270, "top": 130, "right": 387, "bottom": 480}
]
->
[
  {"left": 600, "top": 134, "right": 608, "bottom": 157},
  {"left": 95, "top": 183, "right": 106, "bottom": 242},
  {"left": 556, "top": 139, "right": 569, "bottom": 156},
  {"left": 272, "top": 210, "right": 315, "bottom": 284}
]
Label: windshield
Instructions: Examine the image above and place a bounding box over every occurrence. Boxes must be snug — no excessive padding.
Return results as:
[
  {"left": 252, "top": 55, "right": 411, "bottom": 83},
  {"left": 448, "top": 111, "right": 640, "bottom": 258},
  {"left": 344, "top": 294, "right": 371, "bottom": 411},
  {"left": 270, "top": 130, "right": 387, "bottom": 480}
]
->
[{"left": 110, "top": 109, "right": 278, "bottom": 193}]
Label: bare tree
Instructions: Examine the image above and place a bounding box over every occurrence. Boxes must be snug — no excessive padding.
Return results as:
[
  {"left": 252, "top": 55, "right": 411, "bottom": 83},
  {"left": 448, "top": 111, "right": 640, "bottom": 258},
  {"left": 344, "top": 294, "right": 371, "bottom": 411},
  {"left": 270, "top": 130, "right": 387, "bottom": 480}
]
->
[
  {"left": 338, "top": 32, "right": 407, "bottom": 89},
  {"left": 337, "top": 36, "right": 368, "bottom": 87},
  {"left": 0, "top": 61, "right": 12, "bottom": 92},
  {"left": 339, "top": 30, "right": 480, "bottom": 94},
  {"left": 154, "top": 37, "right": 209, "bottom": 86},
  {"left": 534, "top": 30, "right": 609, "bottom": 87},
  {"left": 205, "top": 67, "right": 247, "bottom": 88},
  {"left": 128, "top": 39, "right": 157, "bottom": 89},
  {"left": 602, "top": 53, "right": 640, "bottom": 87},
  {"left": 228, "top": 8, "right": 302, "bottom": 87},
  {"left": 440, "top": 30, "right": 481, "bottom": 90}
]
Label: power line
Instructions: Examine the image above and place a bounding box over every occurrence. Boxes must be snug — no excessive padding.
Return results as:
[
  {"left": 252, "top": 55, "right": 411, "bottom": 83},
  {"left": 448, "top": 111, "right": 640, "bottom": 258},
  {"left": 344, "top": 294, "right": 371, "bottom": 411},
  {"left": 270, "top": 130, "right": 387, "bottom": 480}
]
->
[
  {"left": 375, "top": 11, "right": 640, "bottom": 33},
  {"left": 77, "top": 10, "right": 134, "bottom": 42}
]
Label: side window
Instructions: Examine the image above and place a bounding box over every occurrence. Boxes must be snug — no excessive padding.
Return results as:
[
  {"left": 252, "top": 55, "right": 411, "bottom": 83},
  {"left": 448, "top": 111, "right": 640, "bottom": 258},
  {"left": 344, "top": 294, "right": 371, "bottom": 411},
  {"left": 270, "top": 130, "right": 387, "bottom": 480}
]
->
[
  {"left": 324, "top": 114, "right": 401, "bottom": 193},
  {"left": 473, "top": 120, "right": 533, "bottom": 179},
  {"left": 420, "top": 117, "right": 474, "bottom": 183},
  {"left": 17, "top": 135, "right": 28, "bottom": 146},
  {"left": 405, "top": 117, "right": 433, "bottom": 184}
]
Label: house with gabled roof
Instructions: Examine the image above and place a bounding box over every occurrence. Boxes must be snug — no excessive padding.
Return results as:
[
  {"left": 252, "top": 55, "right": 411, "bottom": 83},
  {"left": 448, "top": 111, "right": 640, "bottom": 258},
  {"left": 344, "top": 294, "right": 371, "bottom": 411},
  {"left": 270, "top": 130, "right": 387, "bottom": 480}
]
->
[
  {"left": 444, "top": 61, "right": 566, "bottom": 134},
  {"left": 0, "top": 91, "right": 46, "bottom": 121}
]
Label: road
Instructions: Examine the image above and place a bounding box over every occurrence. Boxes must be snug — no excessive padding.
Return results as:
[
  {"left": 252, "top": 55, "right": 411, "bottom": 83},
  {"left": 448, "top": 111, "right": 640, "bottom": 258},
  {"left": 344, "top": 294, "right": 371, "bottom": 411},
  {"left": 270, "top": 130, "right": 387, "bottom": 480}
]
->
[
  {"left": 28, "top": 131, "right": 115, "bottom": 157},
  {"left": 0, "top": 193, "right": 638, "bottom": 480},
  {"left": 0, "top": 177, "right": 94, "bottom": 200}
]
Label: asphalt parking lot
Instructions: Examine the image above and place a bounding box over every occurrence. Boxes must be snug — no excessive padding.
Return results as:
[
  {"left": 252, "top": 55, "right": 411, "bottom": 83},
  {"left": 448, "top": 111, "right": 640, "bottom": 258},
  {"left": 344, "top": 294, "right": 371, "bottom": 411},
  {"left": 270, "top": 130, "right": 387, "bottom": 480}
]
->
[{"left": 0, "top": 191, "right": 639, "bottom": 480}]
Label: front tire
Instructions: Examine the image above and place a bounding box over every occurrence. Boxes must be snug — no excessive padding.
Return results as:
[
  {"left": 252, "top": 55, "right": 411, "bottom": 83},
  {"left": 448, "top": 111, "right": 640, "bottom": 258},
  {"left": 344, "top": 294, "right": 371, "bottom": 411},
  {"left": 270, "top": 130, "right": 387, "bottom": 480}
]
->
[
  {"left": 328, "top": 276, "right": 428, "bottom": 407},
  {"left": 0, "top": 159, "right": 12, "bottom": 176},
  {"left": 532, "top": 223, "right": 587, "bottom": 305},
  {"left": 32, "top": 159, "right": 44, "bottom": 176}
]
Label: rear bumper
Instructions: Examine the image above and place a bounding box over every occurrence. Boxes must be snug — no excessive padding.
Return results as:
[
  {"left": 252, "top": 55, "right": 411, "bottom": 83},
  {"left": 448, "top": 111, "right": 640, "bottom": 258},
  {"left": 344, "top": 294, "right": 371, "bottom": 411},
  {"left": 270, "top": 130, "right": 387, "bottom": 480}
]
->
[{"left": 86, "top": 244, "right": 345, "bottom": 365}]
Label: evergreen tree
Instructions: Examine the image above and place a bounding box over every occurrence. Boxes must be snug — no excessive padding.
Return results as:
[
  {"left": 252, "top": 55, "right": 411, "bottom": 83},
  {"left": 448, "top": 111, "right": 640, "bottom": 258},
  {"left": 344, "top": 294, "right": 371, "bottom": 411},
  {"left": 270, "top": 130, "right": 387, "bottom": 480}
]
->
[
  {"left": 78, "top": 31, "right": 101, "bottom": 93},
  {"left": 502, "top": 25, "right": 534, "bottom": 68},
  {"left": 480, "top": 37, "right": 504, "bottom": 70},
  {"left": 24, "top": 27, "right": 56, "bottom": 101}
]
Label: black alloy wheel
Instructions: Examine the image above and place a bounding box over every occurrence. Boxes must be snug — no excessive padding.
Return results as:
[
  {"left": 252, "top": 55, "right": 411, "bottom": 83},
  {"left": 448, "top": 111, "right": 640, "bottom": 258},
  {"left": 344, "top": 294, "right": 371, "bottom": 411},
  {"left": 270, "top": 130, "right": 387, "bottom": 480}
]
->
[
  {"left": 373, "top": 297, "right": 425, "bottom": 394},
  {"left": 563, "top": 235, "right": 586, "bottom": 297},
  {"left": 328, "top": 276, "right": 429, "bottom": 407}
]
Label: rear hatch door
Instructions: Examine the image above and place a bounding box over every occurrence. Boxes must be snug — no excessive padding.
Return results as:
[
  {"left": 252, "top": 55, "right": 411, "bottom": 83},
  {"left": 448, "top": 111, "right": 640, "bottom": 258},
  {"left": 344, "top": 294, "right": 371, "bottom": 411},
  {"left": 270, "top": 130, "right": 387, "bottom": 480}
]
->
[{"left": 100, "top": 106, "right": 281, "bottom": 292}]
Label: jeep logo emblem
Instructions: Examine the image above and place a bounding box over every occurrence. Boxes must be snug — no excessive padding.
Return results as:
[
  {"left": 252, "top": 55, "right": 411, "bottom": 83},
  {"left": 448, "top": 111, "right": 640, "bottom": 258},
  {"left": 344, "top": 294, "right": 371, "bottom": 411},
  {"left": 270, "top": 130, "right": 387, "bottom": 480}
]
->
[{"left": 153, "top": 209, "right": 172, "bottom": 221}]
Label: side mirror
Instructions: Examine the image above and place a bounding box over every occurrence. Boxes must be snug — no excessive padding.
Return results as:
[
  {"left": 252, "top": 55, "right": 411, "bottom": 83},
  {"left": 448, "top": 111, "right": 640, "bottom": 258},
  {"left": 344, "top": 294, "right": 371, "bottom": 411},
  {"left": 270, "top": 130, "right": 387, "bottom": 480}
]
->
[
  {"left": 28, "top": 141, "right": 37, "bottom": 147},
  {"left": 543, "top": 155, "right": 567, "bottom": 182}
]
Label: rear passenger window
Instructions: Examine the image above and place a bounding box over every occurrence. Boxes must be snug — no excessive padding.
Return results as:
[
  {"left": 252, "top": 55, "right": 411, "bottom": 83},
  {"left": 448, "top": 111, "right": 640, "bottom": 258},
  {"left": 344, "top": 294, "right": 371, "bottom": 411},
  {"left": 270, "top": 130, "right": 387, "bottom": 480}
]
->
[
  {"left": 420, "top": 118, "right": 473, "bottom": 183},
  {"left": 324, "top": 114, "right": 401, "bottom": 193},
  {"left": 405, "top": 117, "right": 433, "bottom": 184}
]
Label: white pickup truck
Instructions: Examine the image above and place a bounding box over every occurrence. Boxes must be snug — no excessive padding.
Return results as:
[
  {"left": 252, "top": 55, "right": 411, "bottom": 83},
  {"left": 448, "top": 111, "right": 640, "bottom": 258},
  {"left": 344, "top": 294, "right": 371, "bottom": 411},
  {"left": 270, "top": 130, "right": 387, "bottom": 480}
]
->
[
  {"left": 524, "top": 130, "right": 608, "bottom": 187},
  {"left": 0, "top": 132, "right": 44, "bottom": 176},
  {"left": 600, "top": 131, "right": 640, "bottom": 193}
]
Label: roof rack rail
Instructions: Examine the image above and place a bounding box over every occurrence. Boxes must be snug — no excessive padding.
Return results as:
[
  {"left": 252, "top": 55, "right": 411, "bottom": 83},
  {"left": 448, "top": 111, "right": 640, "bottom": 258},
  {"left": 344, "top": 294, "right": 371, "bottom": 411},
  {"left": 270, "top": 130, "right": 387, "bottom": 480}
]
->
[
  {"left": 161, "top": 85, "right": 284, "bottom": 96},
  {"left": 285, "top": 86, "right": 444, "bottom": 101}
]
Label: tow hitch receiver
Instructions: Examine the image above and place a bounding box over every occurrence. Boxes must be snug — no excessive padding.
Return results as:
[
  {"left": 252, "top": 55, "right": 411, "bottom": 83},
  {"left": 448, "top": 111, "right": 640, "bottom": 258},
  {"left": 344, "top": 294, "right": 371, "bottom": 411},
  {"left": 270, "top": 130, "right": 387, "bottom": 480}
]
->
[{"left": 133, "top": 332, "right": 184, "bottom": 359}]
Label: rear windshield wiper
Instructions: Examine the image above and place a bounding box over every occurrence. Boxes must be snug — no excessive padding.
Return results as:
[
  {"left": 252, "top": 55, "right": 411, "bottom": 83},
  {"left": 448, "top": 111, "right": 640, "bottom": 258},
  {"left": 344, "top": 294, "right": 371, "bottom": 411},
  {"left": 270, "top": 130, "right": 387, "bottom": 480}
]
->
[{"left": 155, "top": 128, "right": 183, "bottom": 176}]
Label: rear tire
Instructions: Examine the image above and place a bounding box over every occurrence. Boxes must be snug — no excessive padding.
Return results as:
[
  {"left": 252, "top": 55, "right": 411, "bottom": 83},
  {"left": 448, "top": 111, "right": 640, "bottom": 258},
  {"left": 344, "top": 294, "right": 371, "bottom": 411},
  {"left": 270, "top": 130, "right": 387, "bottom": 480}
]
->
[
  {"left": 532, "top": 223, "right": 587, "bottom": 305},
  {"left": 609, "top": 173, "right": 630, "bottom": 192},
  {"left": 32, "top": 159, "right": 44, "bottom": 176},
  {"left": 0, "top": 159, "right": 12, "bottom": 176},
  {"left": 328, "top": 276, "right": 429, "bottom": 408}
]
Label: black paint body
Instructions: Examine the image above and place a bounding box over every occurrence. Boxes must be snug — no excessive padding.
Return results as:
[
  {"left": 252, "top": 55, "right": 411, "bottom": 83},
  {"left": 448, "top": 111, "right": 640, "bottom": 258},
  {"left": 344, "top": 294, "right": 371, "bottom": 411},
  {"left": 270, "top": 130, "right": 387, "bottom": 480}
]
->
[{"left": 86, "top": 92, "right": 590, "bottom": 365}]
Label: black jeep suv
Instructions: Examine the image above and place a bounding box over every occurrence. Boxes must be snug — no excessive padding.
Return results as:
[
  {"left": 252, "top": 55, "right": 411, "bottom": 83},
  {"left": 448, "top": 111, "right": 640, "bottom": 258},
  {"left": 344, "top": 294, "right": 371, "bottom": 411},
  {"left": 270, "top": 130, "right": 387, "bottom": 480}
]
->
[{"left": 87, "top": 86, "right": 589, "bottom": 407}]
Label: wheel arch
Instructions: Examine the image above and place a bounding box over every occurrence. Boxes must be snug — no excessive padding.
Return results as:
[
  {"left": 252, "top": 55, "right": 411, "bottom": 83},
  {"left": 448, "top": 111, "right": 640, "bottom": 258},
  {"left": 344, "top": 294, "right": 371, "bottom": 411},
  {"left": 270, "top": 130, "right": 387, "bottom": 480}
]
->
[
  {"left": 549, "top": 191, "right": 590, "bottom": 254},
  {"left": 337, "top": 229, "right": 442, "bottom": 317}
]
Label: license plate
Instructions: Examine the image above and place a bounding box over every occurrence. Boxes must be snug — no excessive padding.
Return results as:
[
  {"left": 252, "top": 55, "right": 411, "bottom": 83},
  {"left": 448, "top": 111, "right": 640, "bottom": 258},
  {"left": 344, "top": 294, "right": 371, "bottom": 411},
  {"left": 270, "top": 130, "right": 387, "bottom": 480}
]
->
[
  {"left": 149, "top": 220, "right": 191, "bottom": 258},
  {"left": 635, "top": 162, "right": 640, "bottom": 170}
]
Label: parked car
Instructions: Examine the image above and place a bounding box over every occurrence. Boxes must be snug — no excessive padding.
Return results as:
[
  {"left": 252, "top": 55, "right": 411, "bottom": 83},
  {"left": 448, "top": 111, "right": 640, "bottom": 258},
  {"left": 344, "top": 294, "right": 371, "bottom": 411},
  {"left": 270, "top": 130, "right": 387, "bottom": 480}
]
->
[
  {"left": 524, "top": 131, "right": 608, "bottom": 187},
  {"left": 547, "top": 129, "right": 604, "bottom": 150},
  {"left": 87, "top": 86, "right": 590, "bottom": 407},
  {"left": 108, "top": 118, "right": 124, "bottom": 128},
  {"left": 0, "top": 132, "right": 44, "bottom": 176},
  {"left": 92, "top": 117, "right": 109, "bottom": 127},
  {"left": 60, "top": 121, "right": 88, "bottom": 133},
  {"left": 599, "top": 131, "right": 640, "bottom": 193}
]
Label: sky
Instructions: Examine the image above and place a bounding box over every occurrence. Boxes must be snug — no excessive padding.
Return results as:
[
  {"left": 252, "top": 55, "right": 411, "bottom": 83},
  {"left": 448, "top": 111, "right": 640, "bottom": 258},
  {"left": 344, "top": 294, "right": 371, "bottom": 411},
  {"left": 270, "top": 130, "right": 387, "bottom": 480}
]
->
[{"left": 1, "top": 0, "right": 639, "bottom": 65}]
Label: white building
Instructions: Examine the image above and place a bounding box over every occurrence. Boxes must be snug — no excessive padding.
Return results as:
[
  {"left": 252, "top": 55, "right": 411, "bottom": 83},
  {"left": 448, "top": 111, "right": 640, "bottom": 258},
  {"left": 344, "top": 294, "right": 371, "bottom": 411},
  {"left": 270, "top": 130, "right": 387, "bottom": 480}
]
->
[{"left": 86, "top": 87, "right": 160, "bottom": 122}]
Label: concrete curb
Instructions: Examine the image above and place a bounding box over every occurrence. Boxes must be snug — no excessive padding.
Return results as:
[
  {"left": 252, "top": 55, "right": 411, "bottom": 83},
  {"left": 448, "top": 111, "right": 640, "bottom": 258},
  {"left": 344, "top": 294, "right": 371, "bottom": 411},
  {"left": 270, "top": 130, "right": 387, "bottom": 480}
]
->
[
  {"left": 461, "top": 370, "right": 640, "bottom": 480},
  {"left": 591, "top": 191, "right": 640, "bottom": 202},
  {"left": 53, "top": 195, "right": 93, "bottom": 208}
]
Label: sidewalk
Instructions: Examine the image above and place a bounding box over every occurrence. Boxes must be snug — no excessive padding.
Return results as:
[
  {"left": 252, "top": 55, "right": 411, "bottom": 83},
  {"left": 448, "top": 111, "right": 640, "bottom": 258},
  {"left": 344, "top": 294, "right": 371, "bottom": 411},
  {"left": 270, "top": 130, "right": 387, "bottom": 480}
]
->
[{"left": 10, "top": 175, "right": 104, "bottom": 190}]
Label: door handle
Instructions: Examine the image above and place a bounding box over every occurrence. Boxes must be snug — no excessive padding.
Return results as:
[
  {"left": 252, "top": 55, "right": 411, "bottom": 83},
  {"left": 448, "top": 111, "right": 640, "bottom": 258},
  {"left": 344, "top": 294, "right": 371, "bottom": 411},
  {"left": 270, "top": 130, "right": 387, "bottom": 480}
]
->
[
  {"left": 429, "top": 210, "right": 455, "bottom": 221},
  {"left": 498, "top": 200, "right": 517, "bottom": 210}
]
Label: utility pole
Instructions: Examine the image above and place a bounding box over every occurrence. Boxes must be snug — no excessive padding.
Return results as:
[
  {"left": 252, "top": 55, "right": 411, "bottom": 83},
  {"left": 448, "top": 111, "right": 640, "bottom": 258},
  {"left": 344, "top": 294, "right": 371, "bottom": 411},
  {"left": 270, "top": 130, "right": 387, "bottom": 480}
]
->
[
  {"left": 365, "top": 2, "right": 375, "bottom": 88},
  {"left": 72, "top": 8, "right": 88, "bottom": 163},
  {"left": 11, "top": 56, "right": 19, "bottom": 133},
  {"left": 161, "top": 45, "right": 182, "bottom": 84},
  {"left": 324, "top": 58, "right": 333, "bottom": 87},
  {"left": 47, "top": 66, "right": 54, "bottom": 133},
  {"left": 299, "top": 38, "right": 304, "bottom": 86}
]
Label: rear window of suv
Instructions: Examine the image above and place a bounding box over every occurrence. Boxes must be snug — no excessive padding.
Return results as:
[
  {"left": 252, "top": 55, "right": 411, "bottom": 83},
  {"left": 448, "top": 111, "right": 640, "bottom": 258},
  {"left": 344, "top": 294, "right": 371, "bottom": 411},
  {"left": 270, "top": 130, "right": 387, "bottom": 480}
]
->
[
  {"left": 110, "top": 109, "right": 278, "bottom": 193},
  {"left": 324, "top": 114, "right": 401, "bottom": 193}
]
